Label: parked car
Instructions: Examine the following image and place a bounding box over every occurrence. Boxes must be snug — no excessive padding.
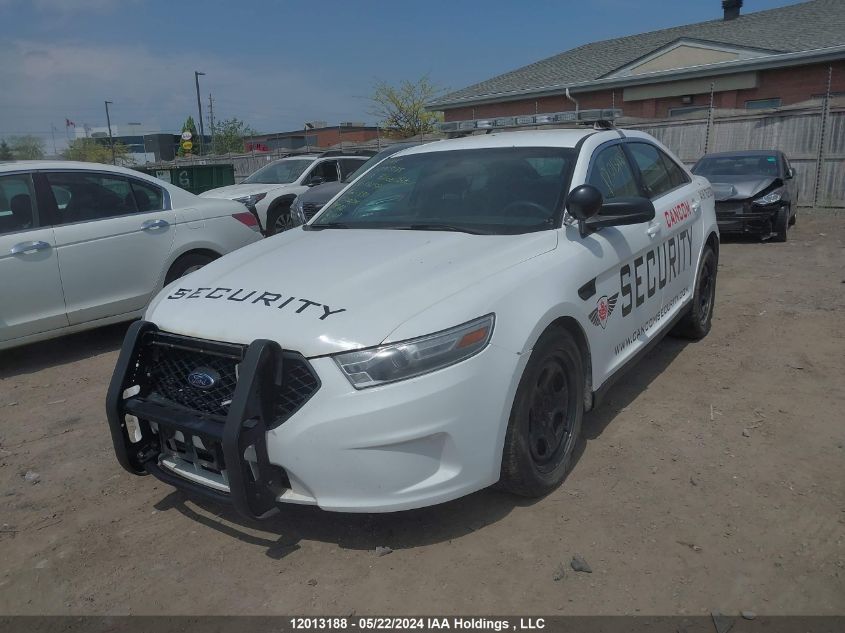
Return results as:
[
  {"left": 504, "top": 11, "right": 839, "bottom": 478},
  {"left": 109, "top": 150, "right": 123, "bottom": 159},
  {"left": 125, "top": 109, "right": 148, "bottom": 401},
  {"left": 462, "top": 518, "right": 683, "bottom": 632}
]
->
[
  {"left": 0, "top": 160, "right": 261, "bottom": 351},
  {"left": 691, "top": 150, "right": 797, "bottom": 241},
  {"left": 107, "top": 128, "right": 718, "bottom": 519},
  {"left": 200, "top": 152, "right": 371, "bottom": 235},
  {"left": 290, "top": 143, "right": 422, "bottom": 227}
]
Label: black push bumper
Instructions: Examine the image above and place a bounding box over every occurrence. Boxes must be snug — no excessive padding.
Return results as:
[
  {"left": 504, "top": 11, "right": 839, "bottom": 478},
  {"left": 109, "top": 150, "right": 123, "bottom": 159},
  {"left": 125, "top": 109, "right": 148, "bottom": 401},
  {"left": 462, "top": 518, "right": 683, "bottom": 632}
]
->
[{"left": 106, "top": 320, "right": 290, "bottom": 519}]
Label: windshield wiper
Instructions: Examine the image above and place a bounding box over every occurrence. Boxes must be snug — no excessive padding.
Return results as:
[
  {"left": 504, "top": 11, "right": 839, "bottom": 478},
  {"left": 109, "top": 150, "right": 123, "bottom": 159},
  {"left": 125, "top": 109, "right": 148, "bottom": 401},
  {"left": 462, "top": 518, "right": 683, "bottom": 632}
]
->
[
  {"left": 305, "top": 222, "right": 351, "bottom": 230},
  {"left": 398, "top": 223, "right": 487, "bottom": 235}
]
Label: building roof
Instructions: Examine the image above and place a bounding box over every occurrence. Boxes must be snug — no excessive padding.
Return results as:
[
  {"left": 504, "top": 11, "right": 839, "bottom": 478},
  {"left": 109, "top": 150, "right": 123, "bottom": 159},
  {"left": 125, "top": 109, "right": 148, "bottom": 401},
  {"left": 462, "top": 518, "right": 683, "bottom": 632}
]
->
[{"left": 430, "top": 0, "right": 845, "bottom": 109}]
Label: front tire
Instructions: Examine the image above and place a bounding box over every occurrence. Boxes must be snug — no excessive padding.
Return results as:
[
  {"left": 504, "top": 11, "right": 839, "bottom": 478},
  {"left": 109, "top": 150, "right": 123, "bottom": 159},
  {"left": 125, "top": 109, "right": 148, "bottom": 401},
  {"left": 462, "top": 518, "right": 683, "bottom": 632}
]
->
[
  {"left": 671, "top": 245, "right": 717, "bottom": 340},
  {"left": 499, "top": 327, "right": 584, "bottom": 497},
  {"left": 266, "top": 204, "right": 293, "bottom": 236},
  {"left": 773, "top": 206, "right": 789, "bottom": 242}
]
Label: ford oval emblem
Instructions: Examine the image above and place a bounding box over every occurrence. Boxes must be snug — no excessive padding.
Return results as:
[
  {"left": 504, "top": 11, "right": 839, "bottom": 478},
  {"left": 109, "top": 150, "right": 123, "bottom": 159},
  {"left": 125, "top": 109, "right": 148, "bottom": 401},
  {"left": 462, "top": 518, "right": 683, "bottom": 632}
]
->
[{"left": 187, "top": 367, "right": 219, "bottom": 390}]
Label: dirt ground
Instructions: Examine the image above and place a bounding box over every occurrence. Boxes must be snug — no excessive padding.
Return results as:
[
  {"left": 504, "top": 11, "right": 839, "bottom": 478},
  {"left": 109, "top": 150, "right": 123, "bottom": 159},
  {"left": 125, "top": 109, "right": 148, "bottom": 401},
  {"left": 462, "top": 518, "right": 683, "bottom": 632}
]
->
[{"left": 0, "top": 213, "right": 843, "bottom": 616}]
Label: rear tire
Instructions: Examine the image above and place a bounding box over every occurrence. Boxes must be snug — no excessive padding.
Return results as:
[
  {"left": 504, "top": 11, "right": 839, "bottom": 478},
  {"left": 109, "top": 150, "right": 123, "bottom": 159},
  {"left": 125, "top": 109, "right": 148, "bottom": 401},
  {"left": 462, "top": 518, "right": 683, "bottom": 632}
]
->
[
  {"left": 165, "top": 253, "right": 216, "bottom": 285},
  {"left": 671, "top": 245, "right": 717, "bottom": 340},
  {"left": 773, "top": 206, "right": 789, "bottom": 242},
  {"left": 499, "top": 327, "right": 584, "bottom": 497}
]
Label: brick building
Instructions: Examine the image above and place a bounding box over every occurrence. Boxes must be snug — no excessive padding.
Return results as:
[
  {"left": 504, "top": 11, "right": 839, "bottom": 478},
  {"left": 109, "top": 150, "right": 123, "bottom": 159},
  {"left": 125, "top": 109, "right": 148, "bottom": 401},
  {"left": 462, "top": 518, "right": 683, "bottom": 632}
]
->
[
  {"left": 245, "top": 123, "right": 380, "bottom": 152},
  {"left": 430, "top": 0, "right": 845, "bottom": 122}
]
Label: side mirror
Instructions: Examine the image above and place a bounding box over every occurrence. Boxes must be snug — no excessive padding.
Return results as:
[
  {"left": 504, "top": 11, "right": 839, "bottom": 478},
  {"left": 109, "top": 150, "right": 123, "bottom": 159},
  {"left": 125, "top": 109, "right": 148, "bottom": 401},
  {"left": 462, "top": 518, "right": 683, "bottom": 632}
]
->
[
  {"left": 585, "top": 197, "right": 656, "bottom": 233},
  {"left": 566, "top": 184, "right": 603, "bottom": 221},
  {"left": 308, "top": 176, "right": 325, "bottom": 187},
  {"left": 787, "top": 167, "right": 796, "bottom": 179}
]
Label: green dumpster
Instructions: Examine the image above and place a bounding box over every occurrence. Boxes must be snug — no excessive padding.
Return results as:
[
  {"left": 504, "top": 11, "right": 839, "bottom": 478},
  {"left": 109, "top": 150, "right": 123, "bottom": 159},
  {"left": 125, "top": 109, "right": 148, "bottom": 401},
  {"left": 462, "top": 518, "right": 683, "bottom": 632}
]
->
[{"left": 137, "top": 164, "right": 235, "bottom": 195}]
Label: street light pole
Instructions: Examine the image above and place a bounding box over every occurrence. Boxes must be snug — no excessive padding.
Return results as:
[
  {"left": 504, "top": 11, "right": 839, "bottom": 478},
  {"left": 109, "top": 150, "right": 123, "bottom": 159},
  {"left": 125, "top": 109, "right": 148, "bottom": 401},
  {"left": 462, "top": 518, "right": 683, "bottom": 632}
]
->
[
  {"left": 194, "top": 71, "right": 206, "bottom": 155},
  {"left": 104, "top": 100, "right": 115, "bottom": 165}
]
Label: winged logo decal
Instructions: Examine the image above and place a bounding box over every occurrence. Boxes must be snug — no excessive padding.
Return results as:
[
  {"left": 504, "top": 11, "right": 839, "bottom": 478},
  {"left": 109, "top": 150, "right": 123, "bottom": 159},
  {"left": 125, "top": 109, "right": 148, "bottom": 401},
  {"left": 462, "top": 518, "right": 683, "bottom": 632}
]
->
[{"left": 588, "top": 293, "right": 619, "bottom": 329}]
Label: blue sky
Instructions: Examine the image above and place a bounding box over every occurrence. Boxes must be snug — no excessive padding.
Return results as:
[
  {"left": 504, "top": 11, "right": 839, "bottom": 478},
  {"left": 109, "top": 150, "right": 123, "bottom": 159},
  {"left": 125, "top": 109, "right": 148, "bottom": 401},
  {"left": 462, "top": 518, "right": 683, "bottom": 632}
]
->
[{"left": 0, "top": 0, "right": 799, "bottom": 150}]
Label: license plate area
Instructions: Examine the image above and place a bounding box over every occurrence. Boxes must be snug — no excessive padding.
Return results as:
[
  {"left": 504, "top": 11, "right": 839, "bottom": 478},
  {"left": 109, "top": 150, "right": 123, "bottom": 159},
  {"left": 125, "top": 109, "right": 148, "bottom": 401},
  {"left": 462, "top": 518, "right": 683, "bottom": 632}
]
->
[{"left": 157, "top": 425, "right": 231, "bottom": 493}]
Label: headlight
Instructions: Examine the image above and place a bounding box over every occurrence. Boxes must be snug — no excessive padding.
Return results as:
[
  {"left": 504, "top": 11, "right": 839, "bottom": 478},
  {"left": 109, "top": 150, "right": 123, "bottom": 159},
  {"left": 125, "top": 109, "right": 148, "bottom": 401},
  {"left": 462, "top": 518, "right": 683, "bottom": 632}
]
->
[
  {"left": 290, "top": 196, "right": 305, "bottom": 226},
  {"left": 233, "top": 192, "right": 267, "bottom": 207},
  {"left": 753, "top": 190, "right": 782, "bottom": 206},
  {"left": 333, "top": 314, "right": 495, "bottom": 389}
]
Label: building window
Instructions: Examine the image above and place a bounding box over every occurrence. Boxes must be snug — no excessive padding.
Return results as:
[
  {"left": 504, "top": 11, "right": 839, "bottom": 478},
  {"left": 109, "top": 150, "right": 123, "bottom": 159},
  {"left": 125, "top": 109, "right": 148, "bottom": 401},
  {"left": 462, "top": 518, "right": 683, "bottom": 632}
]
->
[
  {"left": 745, "top": 98, "right": 781, "bottom": 110},
  {"left": 668, "top": 105, "right": 710, "bottom": 117}
]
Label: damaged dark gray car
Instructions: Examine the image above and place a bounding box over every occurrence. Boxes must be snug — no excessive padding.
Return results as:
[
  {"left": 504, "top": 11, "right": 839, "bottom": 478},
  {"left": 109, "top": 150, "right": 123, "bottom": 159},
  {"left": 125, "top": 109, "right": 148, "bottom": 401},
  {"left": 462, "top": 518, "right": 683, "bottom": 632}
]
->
[{"left": 692, "top": 150, "right": 797, "bottom": 242}]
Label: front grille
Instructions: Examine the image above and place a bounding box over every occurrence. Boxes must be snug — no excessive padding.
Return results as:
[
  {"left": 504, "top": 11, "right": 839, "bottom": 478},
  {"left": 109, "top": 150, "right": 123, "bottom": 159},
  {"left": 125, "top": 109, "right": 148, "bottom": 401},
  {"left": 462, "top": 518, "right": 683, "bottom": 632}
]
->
[
  {"left": 302, "top": 202, "right": 323, "bottom": 220},
  {"left": 140, "top": 332, "right": 320, "bottom": 425}
]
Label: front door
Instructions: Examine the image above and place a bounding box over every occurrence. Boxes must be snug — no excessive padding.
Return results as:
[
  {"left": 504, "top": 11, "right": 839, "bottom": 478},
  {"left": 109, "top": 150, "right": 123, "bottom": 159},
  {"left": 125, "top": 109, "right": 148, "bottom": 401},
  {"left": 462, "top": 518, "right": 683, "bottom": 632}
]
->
[
  {"left": 574, "top": 142, "right": 666, "bottom": 383},
  {"left": 43, "top": 171, "right": 176, "bottom": 325},
  {"left": 0, "top": 172, "right": 68, "bottom": 343}
]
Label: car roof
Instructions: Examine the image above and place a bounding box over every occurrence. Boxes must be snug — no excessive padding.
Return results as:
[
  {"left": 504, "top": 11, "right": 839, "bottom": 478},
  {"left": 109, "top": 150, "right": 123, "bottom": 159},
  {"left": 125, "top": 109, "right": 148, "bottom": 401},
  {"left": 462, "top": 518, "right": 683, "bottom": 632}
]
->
[
  {"left": 397, "top": 129, "right": 598, "bottom": 157},
  {"left": 700, "top": 150, "right": 783, "bottom": 158},
  {"left": 0, "top": 160, "right": 155, "bottom": 175}
]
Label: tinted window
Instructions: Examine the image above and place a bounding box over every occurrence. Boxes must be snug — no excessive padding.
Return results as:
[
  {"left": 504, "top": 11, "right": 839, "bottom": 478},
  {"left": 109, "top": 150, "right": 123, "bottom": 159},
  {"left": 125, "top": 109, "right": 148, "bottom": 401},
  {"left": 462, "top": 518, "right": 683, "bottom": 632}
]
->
[
  {"left": 0, "top": 173, "right": 36, "bottom": 235},
  {"left": 662, "top": 153, "right": 691, "bottom": 188},
  {"left": 45, "top": 172, "right": 138, "bottom": 224},
  {"left": 243, "top": 159, "right": 312, "bottom": 184},
  {"left": 588, "top": 145, "right": 640, "bottom": 200},
  {"left": 339, "top": 158, "right": 367, "bottom": 181},
  {"left": 627, "top": 143, "right": 673, "bottom": 198},
  {"left": 309, "top": 160, "right": 339, "bottom": 183},
  {"left": 130, "top": 180, "right": 165, "bottom": 212},
  {"left": 316, "top": 147, "right": 576, "bottom": 235}
]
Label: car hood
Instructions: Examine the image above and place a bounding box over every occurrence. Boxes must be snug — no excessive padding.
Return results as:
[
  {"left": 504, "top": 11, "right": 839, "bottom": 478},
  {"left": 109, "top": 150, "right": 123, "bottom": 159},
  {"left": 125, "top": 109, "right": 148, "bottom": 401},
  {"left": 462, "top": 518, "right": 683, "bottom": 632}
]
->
[
  {"left": 706, "top": 175, "right": 779, "bottom": 201},
  {"left": 199, "top": 183, "right": 290, "bottom": 200},
  {"left": 146, "top": 228, "right": 557, "bottom": 357},
  {"left": 299, "top": 181, "right": 346, "bottom": 206}
]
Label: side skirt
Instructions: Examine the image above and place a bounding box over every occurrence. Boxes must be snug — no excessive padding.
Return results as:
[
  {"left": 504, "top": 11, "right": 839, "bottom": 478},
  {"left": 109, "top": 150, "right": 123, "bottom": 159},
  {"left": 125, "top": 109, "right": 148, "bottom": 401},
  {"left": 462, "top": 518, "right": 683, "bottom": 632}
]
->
[{"left": 590, "top": 302, "right": 689, "bottom": 410}]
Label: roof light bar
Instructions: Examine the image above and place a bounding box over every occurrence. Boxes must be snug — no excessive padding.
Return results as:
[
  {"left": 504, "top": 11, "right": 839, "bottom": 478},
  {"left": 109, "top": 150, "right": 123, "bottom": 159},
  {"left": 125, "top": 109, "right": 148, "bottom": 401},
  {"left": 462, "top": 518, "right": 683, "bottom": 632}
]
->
[{"left": 437, "top": 108, "right": 623, "bottom": 134}]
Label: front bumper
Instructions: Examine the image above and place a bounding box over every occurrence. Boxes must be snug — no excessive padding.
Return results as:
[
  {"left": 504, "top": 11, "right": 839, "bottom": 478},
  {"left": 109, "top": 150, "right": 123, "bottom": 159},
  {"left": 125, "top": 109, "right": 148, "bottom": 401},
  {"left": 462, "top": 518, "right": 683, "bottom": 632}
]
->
[
  {"left": 715, "top": 200, "right": 782, "bottom": 234},
  {"left": 106, "top": 321, "right": 522, "bottom": 518}
]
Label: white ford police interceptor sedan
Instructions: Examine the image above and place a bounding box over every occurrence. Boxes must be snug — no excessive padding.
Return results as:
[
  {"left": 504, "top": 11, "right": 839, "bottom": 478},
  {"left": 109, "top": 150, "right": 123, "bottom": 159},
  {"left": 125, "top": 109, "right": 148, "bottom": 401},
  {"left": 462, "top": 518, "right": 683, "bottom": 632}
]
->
[
  {"left": 107, "top": 127, "right": 718, "bottom": 519},
  {"left": 0, "top": 161, "right": 261, "bottom": 351}
]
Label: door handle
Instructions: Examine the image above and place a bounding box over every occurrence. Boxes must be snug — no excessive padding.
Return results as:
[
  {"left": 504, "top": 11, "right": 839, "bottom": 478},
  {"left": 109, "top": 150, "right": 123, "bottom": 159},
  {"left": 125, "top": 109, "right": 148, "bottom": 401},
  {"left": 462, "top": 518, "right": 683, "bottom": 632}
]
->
[
  {"left": 646, "top": 224, "right": 662, "bottom": 238},
  {"left": 10, "top": 240, "right": 51, "bottom": 255},
  {"left": 142, "top": 219, "right": 169, "bottom": 231}
]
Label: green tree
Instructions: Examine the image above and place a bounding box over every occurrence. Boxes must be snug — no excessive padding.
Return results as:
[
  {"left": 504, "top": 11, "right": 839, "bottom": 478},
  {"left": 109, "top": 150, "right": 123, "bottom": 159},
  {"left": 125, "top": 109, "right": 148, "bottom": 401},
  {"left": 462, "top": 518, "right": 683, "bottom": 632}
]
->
[
  {"left": 369, "top": 75, "right": 444, "bottom": 138},
  {"left": 9, "top": 135, "right": 45, "bottom": 160},
  {"left": 211, "top": 117, "right": 256, "bottom": 154},
  {"left": 0, "top": 140, "right": 13, "bottom": 160},
  {"left": 63, "top": 137, "right": 131, "bottom": 166},
  {"left": 178, "top": 116, "right": 199, "bottom": 156}
]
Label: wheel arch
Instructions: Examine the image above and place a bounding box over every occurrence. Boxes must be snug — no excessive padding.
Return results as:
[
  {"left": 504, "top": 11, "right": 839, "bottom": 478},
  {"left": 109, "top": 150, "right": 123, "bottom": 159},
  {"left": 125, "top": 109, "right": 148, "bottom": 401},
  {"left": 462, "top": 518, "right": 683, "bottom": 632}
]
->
[
  {"left": 163, "top": 247, "right": 222, "bottom": 284},
  {"left": 532, "top": 315, "right": 595, "bottom": 412}
]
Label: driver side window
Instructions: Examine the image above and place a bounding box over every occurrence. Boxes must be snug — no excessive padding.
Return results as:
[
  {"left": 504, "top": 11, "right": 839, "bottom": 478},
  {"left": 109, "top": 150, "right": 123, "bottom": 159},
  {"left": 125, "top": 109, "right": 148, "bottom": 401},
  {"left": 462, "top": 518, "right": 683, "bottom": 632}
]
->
[
  {"left": 309, "top": 160, "right": 339, "bottom": 184},
  {"left": 587, "top": 145, "right": 640, "bottom": 201}
]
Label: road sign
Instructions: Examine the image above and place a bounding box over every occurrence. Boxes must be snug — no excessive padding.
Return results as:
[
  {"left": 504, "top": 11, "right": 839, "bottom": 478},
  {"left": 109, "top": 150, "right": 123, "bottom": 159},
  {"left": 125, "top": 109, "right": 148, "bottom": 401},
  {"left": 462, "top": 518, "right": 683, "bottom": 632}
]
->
[
  {"left": 181, "top": 140, "right": 193, "bottom": 150},
  {"left": 181, "top": 131, "right": 193, "bottom": 141}
]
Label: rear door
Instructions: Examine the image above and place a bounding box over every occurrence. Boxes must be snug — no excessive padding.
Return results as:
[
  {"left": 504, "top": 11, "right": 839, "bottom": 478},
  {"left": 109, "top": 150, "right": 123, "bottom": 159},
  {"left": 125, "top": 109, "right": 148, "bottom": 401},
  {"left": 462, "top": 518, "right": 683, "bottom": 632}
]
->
[
  {"left": 577, "top": 141, "right": 665, "bottom": 381},
  {"left": 339, "top": 158, "right": 368, "bottom": 181},
  {"left": 625, "top": 141, "right": 700, "bottom": 325},
  {"left": 44, "top": 171, "right": 176, "bottom": 325},
  {"left": 0, "top": 172, "right": 68, "bottom": 343}
]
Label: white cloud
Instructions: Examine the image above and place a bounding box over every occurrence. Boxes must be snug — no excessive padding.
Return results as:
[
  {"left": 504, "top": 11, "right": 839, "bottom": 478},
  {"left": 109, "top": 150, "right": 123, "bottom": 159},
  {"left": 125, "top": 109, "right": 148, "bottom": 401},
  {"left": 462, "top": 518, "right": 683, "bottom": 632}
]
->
[{"left": 0, "top": 39, "right": 369, "bottom": 146}]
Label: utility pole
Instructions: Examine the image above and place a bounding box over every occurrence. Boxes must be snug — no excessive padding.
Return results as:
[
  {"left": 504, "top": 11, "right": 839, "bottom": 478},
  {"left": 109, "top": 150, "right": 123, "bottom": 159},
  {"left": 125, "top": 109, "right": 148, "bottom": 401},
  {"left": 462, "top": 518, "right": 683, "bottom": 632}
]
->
[
  {"left": 208, "top": 92, "right": 215, "bottom": 154},
  {"left": 194, "top": 71, "right": 206, "bottom": 155},
  {"left": 50, "top": 124, "right": 57, "bottom": 155},
  {"left": 104, "top": 100, "right": 115, "bottom": 165}
]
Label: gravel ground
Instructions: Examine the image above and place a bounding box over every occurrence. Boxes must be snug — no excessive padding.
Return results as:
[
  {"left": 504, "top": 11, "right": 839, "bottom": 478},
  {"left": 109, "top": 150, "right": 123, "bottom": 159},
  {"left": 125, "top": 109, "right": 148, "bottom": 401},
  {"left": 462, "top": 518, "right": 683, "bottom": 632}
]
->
[{"left": 0, "top": 213, "right": 843, "bottom": 615}]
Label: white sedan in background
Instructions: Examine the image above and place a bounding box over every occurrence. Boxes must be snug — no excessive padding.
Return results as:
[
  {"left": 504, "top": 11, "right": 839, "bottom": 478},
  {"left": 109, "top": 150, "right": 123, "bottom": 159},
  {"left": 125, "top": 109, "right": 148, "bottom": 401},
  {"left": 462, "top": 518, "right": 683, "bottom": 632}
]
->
[{"left": 0, "top": 160, "right": 262, "bottom": 350}]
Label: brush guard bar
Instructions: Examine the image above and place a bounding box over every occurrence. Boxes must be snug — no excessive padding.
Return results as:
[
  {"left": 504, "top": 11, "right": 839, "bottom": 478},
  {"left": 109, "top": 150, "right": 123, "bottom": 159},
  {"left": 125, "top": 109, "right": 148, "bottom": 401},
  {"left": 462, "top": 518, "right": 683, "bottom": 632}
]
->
[{"left": 106, "top": 320, "right": 287, "bottom": 519}]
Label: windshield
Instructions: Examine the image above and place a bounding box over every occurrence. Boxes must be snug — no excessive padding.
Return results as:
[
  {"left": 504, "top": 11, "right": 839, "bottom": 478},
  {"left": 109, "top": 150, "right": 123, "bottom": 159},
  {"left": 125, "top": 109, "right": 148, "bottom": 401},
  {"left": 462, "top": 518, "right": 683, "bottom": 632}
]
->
[
  {"left": 693, "top": 155, "right": 779, "bottom": 178},
  {"left": 312, "top": 147, "right": 576, "bottom": 235},
  {"left": 243, "top": 159, "right": 313, "bottom": 184}
]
